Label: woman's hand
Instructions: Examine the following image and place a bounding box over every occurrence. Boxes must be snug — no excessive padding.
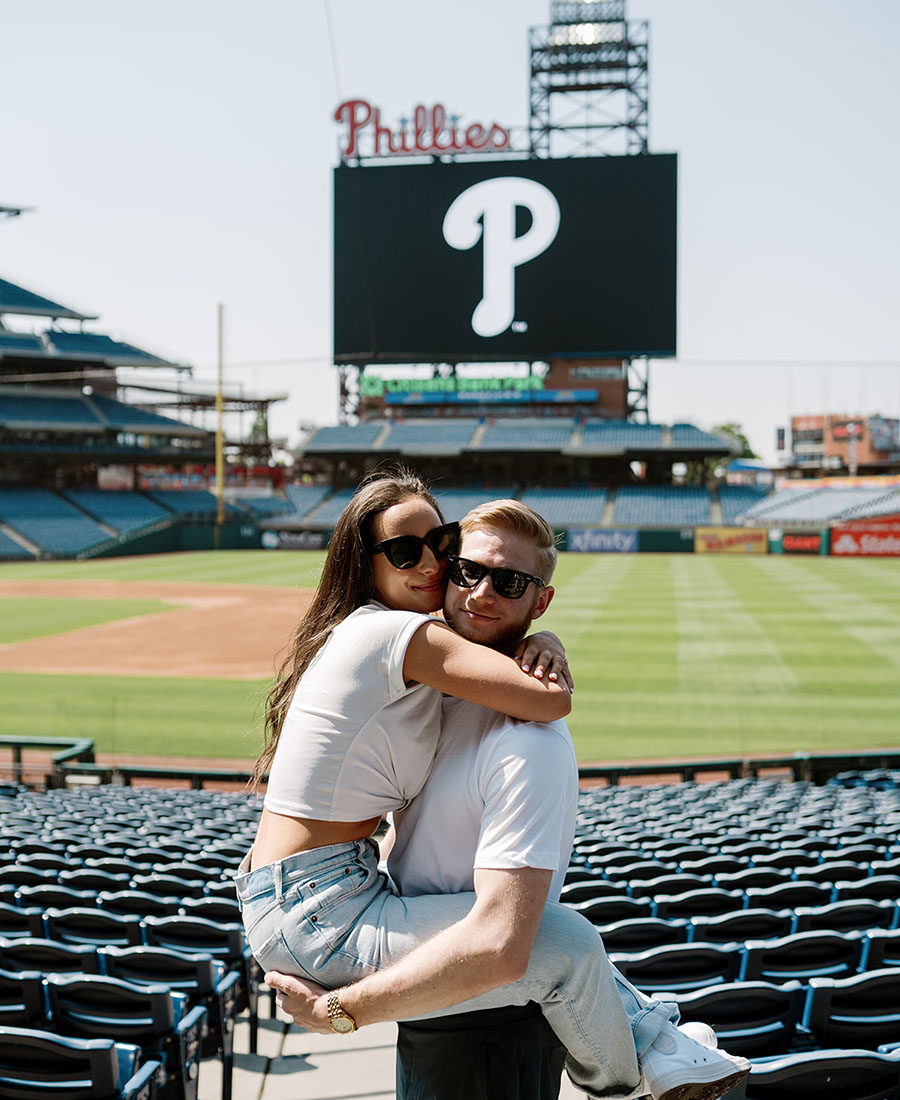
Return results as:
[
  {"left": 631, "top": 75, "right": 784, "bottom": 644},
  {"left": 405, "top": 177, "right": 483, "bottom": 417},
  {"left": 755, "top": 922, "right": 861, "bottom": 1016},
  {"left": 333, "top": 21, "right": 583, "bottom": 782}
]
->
[
  {"left": 266, "top": 971, "right": 334, "bottom": 1033},
  {"left": 514, "top": 631, "right": 573, "bottom": 692}
]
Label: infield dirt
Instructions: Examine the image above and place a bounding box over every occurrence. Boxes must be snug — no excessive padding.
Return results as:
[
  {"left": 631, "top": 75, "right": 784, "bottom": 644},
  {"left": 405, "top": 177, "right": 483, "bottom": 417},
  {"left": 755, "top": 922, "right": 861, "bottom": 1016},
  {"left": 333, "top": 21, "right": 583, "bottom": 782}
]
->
[{"left": 0, "top": 580, "right": 312, "bottom": 680}]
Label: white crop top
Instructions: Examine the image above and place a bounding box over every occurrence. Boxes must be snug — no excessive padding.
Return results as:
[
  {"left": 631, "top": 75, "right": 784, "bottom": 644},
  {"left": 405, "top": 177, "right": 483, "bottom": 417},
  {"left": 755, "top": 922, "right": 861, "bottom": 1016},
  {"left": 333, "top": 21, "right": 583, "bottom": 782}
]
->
[{"left": 263, "top": 602, "right": 442, "bottom": 821}]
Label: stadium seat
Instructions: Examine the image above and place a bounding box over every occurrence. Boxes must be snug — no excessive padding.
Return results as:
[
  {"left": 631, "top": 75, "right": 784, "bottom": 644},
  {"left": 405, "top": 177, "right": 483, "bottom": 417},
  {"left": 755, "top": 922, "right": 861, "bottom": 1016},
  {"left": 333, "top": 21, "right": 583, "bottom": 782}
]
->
[
  {"left": 630, "top": 874, "right": 713, "bottom": 899},
  {"left": 559, "top": 880, "right": 628, "bottom": 904},
  {"left": 100, "top": 945, "right": 241, "bottom": 1100},
  {"left": 131, "top": 874, "right": 208, "bottom": 901},
  {"left": 744, "top": 880, "right": 834, "bottom": 910},
  {"left": 805, "top": 969, "right": 900, "bottom": 1050},
  {"left": 793, "top": 899, "right": 897, "bottom": 934},
  {"left": 864, "top": 929, "right": 900, "bottom": 970},
  {"left": 142, "top": 916, "right": 259, "bottom": 1056},
  {"left": 715, "top": 868, "right": 792, "bottom": 891},
  {"left": 0, "top": 967, "right": 45, "bottom": 1027},
  {"left": 16, "top": 884, "right": 99, "bottom": 911},
  {"left": 610, "top": 943, "right": 741, "bottom": 994},
  {"left": 724, "top": 1047, "right": 900, "bottom": 1100},
  {"left": 0, "top": 905, "right": 45, "bottom": 940},
  {"left": 46, "top": 973, "right": 206, "bottom": 1100},
  {"left": 652, "top": 980, "right": 805, "bottom": 1057},
  {"left": 569, "top": 896, "right": 655, "bottom": 925},
  {"left": 594, "top": 918, "right": 690, "bottom": 952},
  {"left": 654, "top": 888, "right": 744, "bottom": 920},
  {"left": 742, "top": 930, "right": 865, "bottom": 983},
  {"left": 0, "top": 1025, "right": 161, "bottom": 1100},
  {"left": 42, "top": 907, "right": 145, "bottom": 948},
  {"left": 688, "top": 909, "right": 795, "bottom": 945},
  {"left": 98, "top": 890, "right": 181, "bottom": 920},
  {"left": 835, "top": 875, "right": 900, "bottom": 904},
  {"left": 0, "top": 937, "right": 102, "bottom": 976}
]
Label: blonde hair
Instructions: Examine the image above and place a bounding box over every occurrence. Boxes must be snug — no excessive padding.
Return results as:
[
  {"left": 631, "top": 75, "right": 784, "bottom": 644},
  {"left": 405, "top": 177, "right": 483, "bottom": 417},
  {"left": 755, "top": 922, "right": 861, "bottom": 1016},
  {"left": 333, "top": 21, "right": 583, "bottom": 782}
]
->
[{"left": 459, "top": 499, "right": 558, "bottom": 583}]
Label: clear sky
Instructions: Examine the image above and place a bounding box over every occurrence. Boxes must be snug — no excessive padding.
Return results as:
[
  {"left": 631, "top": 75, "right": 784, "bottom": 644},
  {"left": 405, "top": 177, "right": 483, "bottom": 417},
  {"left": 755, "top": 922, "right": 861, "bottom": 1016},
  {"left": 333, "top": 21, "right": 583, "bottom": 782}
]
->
[{"left": 2, "top": 0, "right": 898, "bottom": 463}]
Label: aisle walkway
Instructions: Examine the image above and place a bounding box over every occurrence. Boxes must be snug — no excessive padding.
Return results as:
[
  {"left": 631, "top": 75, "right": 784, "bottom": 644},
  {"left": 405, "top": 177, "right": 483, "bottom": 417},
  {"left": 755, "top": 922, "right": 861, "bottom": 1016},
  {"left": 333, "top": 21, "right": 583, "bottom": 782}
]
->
[{"left": 197, "top": 1002, "right": 581, "bottom": 1099}]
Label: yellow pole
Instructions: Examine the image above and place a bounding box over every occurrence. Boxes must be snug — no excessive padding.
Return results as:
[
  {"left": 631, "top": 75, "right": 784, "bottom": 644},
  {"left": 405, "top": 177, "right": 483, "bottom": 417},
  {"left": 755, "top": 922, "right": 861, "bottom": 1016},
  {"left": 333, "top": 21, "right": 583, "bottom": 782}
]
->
[{"left": 215, "top": 303, "right": 225, "bottom": 548}]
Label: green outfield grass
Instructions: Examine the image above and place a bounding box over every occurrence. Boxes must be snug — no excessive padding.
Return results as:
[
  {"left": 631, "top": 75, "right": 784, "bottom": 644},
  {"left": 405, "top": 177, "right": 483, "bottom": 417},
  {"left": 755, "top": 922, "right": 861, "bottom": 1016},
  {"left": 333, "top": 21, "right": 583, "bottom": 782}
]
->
[{"left": 1, "top": 551, "right": 898, "bottom": 763}]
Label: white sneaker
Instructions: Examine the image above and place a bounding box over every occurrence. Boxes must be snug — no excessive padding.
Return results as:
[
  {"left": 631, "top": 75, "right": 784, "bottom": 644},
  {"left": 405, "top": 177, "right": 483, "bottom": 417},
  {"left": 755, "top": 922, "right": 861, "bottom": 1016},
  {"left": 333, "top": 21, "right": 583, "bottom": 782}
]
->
[
  {"left": 641, "top": 1020, "right": 750, "bottom": 1100},
  {"left": 678, "top": 1022, "right": 718, "bottom": 1049}
]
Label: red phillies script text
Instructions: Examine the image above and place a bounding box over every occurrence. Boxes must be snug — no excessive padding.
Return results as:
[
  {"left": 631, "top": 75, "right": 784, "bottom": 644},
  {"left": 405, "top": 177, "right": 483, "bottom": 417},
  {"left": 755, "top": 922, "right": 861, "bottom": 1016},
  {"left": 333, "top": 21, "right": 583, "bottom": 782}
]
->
[{"left": 335, "top": 100, "right": 510, "bottom": 159}]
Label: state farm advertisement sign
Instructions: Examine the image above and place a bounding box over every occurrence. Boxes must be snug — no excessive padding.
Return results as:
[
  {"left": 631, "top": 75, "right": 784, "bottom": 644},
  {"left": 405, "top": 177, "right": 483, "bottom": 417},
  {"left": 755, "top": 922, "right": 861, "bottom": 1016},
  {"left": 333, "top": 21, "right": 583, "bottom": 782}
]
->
[{"left": 831, "top": 518, "right": 900, "bottom": 557}]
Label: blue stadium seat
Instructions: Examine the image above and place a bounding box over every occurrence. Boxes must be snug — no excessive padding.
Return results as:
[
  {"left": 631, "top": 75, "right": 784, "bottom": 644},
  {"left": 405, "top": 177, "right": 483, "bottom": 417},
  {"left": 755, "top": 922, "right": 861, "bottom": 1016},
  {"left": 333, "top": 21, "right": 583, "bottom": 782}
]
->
[
  {"left": 519, "top": 487, "right": 608, "bottom": 525},
  {"left": 741, "top": 930, "right": 865, "bottom": 983},
  {"left": 611, "top": 942, "right": 741, "bottom": 994},
  {"left": 806, "top": 969, "right": 900, "bottom": 1051},
  {"left": 727, "top": 1047, "right": 900, "bottom": 1100},
  {"left": 613, "top": 485, "right": 711, "bottom": 526},
  {"left": 62, "top": 490, "right": 170, "bottom": 533},
  {"left": 479, "top": 419, "right": 573, "bottom": 451},
  {"left": 381, "top": 419, "right": 479, "bottom": 453}
]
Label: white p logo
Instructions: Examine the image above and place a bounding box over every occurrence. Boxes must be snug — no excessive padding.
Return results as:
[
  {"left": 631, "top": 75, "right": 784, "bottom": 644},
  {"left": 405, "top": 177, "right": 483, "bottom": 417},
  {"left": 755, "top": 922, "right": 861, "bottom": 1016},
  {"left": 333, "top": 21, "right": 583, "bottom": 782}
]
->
[{"left": 442, "top": 177, "right": 560, "bottom": 338}]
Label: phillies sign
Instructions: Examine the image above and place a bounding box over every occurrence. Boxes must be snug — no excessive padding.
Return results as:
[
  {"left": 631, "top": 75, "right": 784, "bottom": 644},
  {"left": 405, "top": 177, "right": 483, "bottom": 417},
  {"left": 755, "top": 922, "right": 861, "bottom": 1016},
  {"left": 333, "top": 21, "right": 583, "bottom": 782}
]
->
[
  {"left": 336, "top": 99, "right": 510, "bottom": 160},
  {"left": 333, "top": 155, "right": 677, "bottom": 362}
]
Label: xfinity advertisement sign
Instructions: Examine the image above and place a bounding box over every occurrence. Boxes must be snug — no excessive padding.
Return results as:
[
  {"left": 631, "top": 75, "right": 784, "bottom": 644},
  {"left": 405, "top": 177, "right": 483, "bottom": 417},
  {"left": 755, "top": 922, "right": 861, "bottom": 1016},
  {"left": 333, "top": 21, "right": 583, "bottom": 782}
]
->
[
  {"left": 333, "top": 155, "right": 677, "bottom": 362},
  {"left": 568, "top": 529, "right": 638, "bottom": 553}
]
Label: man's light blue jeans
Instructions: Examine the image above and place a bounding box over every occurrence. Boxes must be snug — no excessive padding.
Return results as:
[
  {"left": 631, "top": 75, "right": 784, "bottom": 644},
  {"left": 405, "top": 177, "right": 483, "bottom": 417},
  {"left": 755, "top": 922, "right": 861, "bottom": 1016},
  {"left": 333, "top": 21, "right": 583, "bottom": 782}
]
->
[{"left": 237, "top": 838, "right": 678, "bottom": 1099}]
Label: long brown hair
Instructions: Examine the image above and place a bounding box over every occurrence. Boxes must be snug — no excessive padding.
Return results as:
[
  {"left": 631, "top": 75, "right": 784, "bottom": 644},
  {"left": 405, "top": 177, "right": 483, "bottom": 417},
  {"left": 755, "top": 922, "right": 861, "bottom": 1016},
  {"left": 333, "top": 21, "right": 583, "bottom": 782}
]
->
[{"left": 251, "top": 467, "right": 442, "bottom": 787}]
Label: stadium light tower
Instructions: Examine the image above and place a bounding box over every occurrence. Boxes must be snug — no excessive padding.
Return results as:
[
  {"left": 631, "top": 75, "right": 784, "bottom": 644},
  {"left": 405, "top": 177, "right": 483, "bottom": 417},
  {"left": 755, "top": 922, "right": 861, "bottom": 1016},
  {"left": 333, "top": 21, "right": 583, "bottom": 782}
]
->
[{"left": 529, "top": 0, "right": 649, "bottom": 158}]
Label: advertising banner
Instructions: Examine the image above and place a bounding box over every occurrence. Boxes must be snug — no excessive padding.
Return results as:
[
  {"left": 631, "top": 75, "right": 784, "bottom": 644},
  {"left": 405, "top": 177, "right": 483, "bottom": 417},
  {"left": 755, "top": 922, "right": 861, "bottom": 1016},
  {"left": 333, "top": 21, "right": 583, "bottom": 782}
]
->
[
  {"left": 781, "top": 532, "right": 825, "bottom": 555},
  {"left": 830, "top": 519, "right": 900, "bottom": 557},
  {"left": 261, "top": 530, "right": 328, "bottom": 551},
  {"left": 567, "top": 528, "right": 637, "bottom": 553},
  {"left": 695, "top": 527, "right": 768, "bottom": 554}
]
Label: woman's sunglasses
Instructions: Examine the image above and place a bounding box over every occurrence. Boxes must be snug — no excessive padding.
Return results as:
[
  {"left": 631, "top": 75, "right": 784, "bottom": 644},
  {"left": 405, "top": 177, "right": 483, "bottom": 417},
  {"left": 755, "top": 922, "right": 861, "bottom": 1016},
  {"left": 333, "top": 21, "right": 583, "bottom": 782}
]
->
[
  {"left": 446, "top": 555, "right": 546, "bottom": 600},
  {"left": 370, "top": 522, "right": 460, "bottom": 570}
]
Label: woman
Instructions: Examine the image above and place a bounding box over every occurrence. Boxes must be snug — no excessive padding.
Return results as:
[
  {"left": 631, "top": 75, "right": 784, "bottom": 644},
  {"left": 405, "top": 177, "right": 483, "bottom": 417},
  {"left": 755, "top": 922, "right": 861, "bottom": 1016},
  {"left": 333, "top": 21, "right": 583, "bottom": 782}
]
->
[{"left": 237, "top": 469, "right": 749, "bottom": 1100}]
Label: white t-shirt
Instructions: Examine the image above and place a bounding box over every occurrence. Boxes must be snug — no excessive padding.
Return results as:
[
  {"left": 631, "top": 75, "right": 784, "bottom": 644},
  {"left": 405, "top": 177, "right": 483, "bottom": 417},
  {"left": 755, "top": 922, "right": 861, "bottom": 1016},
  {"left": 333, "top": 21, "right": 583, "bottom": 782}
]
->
[
  {"left": 264, "top": 602, "right": 442, "bottom": 821},
  {"left": 388, "top": 695, "right": 578, "bottom": 902}
]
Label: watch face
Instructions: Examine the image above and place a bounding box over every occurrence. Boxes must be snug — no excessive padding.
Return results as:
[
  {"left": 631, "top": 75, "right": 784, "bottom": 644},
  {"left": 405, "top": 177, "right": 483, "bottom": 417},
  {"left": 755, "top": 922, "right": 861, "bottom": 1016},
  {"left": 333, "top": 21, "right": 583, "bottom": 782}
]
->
[{"left": 331, "top": 1015, "right": 355, "bottom": 1034}]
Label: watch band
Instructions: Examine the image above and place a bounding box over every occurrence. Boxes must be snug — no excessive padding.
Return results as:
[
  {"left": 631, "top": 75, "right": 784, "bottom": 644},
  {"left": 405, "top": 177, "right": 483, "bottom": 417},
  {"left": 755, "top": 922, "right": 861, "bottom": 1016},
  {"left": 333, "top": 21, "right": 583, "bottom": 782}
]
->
[{"left": 327, "top": 989, "right": 358, "bottom": 1033}]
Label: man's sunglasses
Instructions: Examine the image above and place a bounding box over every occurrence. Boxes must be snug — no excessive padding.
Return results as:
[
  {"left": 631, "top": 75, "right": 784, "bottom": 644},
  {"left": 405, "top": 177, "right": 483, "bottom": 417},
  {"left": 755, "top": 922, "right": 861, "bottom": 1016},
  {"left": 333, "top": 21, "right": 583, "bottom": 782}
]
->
[
  {"left": 446, "top": 555, "right": 546, "bottom": 600},
  {"left": 370, "top": 522, "right": 460, "bottom": 570}
]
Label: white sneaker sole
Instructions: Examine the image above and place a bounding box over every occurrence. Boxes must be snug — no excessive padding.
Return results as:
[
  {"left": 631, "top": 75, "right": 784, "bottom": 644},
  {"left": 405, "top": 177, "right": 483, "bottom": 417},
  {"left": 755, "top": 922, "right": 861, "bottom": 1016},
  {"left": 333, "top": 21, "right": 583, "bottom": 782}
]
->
[{"left": 655, "top": 1064, "right": 750, "bottom": 1100}]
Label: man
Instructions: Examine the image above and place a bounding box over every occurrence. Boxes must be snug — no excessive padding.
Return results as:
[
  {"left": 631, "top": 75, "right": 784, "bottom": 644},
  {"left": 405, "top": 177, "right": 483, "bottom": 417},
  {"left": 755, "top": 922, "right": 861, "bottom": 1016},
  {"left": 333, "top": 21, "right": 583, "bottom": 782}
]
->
[{"left": 268, "top": 501, "right": 749, "bottom": 1100}]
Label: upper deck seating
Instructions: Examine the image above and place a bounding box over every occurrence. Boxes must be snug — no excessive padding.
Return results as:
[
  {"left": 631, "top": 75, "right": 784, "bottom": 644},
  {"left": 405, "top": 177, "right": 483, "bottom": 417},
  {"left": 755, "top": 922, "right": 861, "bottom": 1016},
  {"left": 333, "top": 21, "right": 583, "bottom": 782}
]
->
[
  {"left": 381, "top": 420, "right": 478, "bottom": 453},
  {"left": 581, "top": 420, "right": 664, "bottom": 450},
  {"left": 303, "top": 423, "right": 384, "bottom": 453},
  {"left": 479, "top": 420, "right": 573, "bottom": 451}
]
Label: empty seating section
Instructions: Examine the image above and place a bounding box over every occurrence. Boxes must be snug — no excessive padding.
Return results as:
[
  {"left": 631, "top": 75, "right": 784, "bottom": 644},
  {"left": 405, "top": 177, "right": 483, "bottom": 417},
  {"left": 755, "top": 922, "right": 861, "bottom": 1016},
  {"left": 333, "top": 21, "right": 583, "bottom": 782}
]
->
[
  {"left": 431, "top": 487, "right": 518, "bottom": 521},
  {"left": 0, "top": 487, "right": 109, "bottom": 554},
  {"left": 520, "top": 487, "right": 608, "bottom": 525},
  {"left": 740, "top": 486, "right": 900, "bottom": 525},
  {"left": 63, "top": 490, "right": 171, "bottom": 533},
  {"left": 719, "top": 485, "right": 771, "bottom": 524},
  {"left": 304, "top": 423, "right": 383, "bottom": 453},
  {"left": 382, "top": 419, "right": 478, "bottom": 452},
  {"left": 582, "top": 420, "right": 664, "bottom": 449},
  {"left": 0, "top": 332, "right": 46, "bottom": 353},
  {"left": 88, "top": 394, "right": 196, "bottom": 431},
  {"left": 567, "top": 772, "right": 900, "bottom": 1063},
  {"left": 301, "top": 486, "right": 357, "bottom": 525},
  {"left": 145, "top": 489, "right": 223, "bottom": 516},
  {"left": 670, "top": 423, "right": 727, "bottom": 448},
  {"left": 0, "top": 392, "right": 102, "bottom": 427},
  {"left": 283, "top": 483, "right": 332, "bottom": 518},
  {"left": 614, "top": 485, "right": 711, "bottom": 526},
  {"left": 0, "top": 528, "right": 33, "bottom": 558},
  {"left": 479, "top": 420, "right": 573, "bottom": 451},
  {"left": 45, "top": 330, "right": 160, "bottom": 362},
  {"left": 0, "top": 784, "right": 261, "bottom": 1097},
  {"left": 230, "top": 495, "right": 296, "bottom": 518}
]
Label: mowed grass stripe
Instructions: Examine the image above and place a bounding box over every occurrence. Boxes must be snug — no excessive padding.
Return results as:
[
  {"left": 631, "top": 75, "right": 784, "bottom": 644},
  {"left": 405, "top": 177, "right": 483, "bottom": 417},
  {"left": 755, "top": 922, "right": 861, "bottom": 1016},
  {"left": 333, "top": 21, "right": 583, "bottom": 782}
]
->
[
  {"left": 0, "top": 550, "right": 326, "bottom": 588},
  {"left": 0, "top": 597, "right": 175, "bottom": 644},
  {"left": 0, "top": 670, "right": 267, "bottom": 759},
  {"left": 0, "top": 553, "right": 897, "bottom": 762}
]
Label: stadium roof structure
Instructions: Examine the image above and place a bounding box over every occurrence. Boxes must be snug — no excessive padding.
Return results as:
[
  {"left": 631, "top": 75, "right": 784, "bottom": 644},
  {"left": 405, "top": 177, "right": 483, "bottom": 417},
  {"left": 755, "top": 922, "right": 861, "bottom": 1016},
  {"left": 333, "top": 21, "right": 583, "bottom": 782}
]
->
[{"left": 0, "top": 276, "right": 97, "bottom": 321}]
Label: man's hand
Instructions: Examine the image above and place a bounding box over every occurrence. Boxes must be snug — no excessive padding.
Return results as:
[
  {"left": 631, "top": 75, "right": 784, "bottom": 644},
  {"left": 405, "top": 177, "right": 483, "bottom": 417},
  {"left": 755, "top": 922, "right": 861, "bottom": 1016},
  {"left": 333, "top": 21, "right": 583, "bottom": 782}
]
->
[
  {"left": 515, "top": 631, "right": 574, "bottom": 691},
  {"left": 266, "top": 971, "right": 334, "bottom": 1033}
]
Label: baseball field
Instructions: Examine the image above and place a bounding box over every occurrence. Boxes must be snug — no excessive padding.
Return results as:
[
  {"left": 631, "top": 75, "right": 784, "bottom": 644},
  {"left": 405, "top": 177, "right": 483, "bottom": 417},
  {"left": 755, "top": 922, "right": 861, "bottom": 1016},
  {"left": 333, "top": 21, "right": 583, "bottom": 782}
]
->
[{"left": 0, "top": 550, "right": 898, "bottom": 765}]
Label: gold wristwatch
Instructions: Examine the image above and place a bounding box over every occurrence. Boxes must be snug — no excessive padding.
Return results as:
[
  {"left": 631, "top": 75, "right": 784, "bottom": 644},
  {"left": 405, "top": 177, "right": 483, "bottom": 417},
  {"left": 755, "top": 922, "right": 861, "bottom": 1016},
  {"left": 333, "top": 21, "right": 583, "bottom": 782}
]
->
[{"left": 327, "top": 990, "right": 357, "bottom": 1034}]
